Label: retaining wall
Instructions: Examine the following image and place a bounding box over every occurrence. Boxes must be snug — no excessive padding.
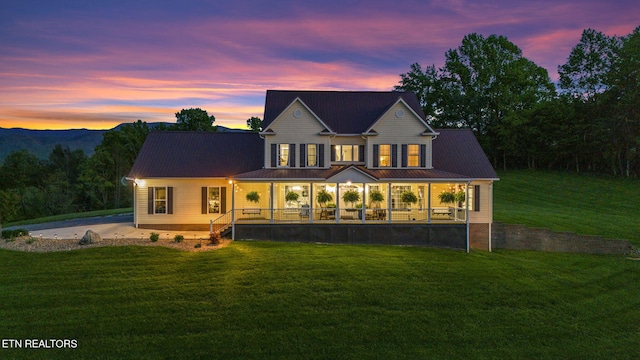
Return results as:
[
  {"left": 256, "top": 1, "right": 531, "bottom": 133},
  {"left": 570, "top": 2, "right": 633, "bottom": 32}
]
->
[{"left": 492, "top": 222, "right": 630, "bottom": 255}]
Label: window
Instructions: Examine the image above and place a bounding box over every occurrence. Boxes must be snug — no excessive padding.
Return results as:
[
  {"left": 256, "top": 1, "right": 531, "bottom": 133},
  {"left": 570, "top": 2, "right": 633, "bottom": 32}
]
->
[
  {"left": 208, "top": 187, "right": 220, "bottom": 214},
  {"left": 307, "top": 144, "right": 317, "bottom": 167},
  {"left": 379, "top": 144, "right": 391, "bottom": 167},
  {"left": 408, "top": 144, "right": 419, "bottom": 167},
  {"left": 391, "top": 185, "right": 411, "bottom": 209},
  {"left": 334, "top": 145, "right": 359, "bottom": 162},
  {"left": 279, "top": 144, "right": 289, "bottom": 167},
  {"left": 154, "top": 187, "right": 167, "bottom": 214}
]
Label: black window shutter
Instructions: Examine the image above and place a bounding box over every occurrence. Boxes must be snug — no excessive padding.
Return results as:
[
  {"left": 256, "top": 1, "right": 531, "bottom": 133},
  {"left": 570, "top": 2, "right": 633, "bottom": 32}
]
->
[
  {"left": 289, "top": 143, "right": 296, "bottom": 167},
  {"left": 474, "top": 185, "right": 480, "bottom": 211},
  {"left": 330, "top": 145, "right": 336, "bottom": 162},
  {"left": 221, "top": 187, "right": 227, "bottom": 213},
  {"left": 420, "top": 144, "right": 427, "bottom": 167},
  {"left": 401, "top": 144, "right": 408, "bottom": 167},
  {"left": 202, "top": 187, "right": 208, "bottom": 214},
  {"left": 167, "top": 187, "right": 173, "bottom": 214},
  {"left": 319, "top": 144, "right": 325, "bottom": 167},
  {"left": 148, "top": 187, "right": 154, "bottom": 214},
  {"left": 300, "top": 144, "right": 306, "bottom": 168},
  {"left": 391, "top": 144, "right": 398, "bottom": 167},
  {"left": 270, "top": 143, "right": 277, "bottom": 167},
  {"left": 359, "top": 145, "right": 365, "bottom": 162},
  {"left": 373, "top": 145, "right": 379, "bottom": 167}
]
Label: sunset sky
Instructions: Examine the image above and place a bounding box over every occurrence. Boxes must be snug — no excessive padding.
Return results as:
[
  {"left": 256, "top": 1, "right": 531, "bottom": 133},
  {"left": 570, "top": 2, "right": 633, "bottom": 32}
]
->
[{"left": 1, "top": 0, "right": 638, "bottom": 130}]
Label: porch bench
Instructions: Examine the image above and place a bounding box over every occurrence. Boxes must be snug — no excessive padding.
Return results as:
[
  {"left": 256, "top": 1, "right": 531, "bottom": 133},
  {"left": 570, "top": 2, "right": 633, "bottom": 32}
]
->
[
  {"left": 242, "top": 208, "right": 261, "bottom": 215},
  {"left": 431, "top": 207, "right": 452, "bottom": 216}
]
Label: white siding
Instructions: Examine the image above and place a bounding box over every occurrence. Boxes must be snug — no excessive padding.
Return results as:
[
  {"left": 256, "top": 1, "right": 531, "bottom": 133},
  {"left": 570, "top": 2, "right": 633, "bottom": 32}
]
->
[
  {"left": 135, "top": 178, "right": 231, "bottom": 227},
  {"left": 265, "top": 99, "right": 330, "bottom": 168},
  {"left": 469, "top": 180, "right": 493, "bottom": 224},
  {"left": 367, "top": 102, "right": 433, "bottom": 168}
]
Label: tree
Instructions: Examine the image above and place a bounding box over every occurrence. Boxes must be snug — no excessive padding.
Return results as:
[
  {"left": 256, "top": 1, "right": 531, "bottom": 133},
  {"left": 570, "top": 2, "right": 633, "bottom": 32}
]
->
[
  {"left": 558, "top": 28, "right": 622, "bottom": 100},
  {"left": 173, "top": 108, "right": 216, "bottom": 131},
  {"left": 246, "top": 116, "right": 263, "bottom": 132},
  {"left": 395, "top": 63, "right": 442, "bottom": 123}
]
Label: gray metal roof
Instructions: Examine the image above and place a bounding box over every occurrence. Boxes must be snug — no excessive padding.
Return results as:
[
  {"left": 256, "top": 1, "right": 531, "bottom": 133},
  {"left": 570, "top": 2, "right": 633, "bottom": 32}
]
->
[
  {"left": 128, "top": 131, "right": 263, "bottom": 178},
  {"left": 263, "top": 90, "right": 427, "bottom": 134},
  {"left": 432, "top": 129, "right": 498, "bottom": 179}
]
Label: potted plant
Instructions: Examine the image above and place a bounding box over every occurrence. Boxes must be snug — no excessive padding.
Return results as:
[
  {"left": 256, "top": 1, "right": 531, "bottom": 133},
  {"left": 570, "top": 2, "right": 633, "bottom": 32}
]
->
[
  {"left": 400, "top": 190, "right": 418, "bottom": 208},
  {"left": 246, "top": 191, "right": 260, "bottom": 203},
  {"left": 369, "top": 189, "right": 384, "bottom": 208},
  {"left": 285, "top": 191, "right": 299, "bottom": 205},
  {"left": 342, "top": 190, "right": 361, "bottom": 209},
  {"left": 316, "top": 190, "right": 333, "bottom": 208}
]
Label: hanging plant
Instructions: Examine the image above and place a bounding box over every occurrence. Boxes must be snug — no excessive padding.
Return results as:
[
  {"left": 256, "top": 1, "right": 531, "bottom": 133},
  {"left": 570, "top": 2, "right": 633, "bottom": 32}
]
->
[
  {"left": 342, "top": 190, "right": 361, "bottom": 208},
  {"left": 369, "top": 189, "right": 384, "bottom": 207},
  {"left": 401, "top": 190, "right": 418, "bottom": 205},
  {"left": 285, "top": 191, "right": 300, "bottom": 203},
  {"left": 316, "top": 190, "right": 333, "bottom": 206},
  {"left": 438, "top": 191, "right": 456, "bottom": 204},
  {"left": 454, "top": 190, "right": 466, "bottom": 204},
  {"left": 246, "top": 191, "right": 260, "bottom": 203}
]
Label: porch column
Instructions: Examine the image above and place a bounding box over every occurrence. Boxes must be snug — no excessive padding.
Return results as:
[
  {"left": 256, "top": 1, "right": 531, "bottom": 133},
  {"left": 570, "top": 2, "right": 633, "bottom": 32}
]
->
[
  {"left": 335, "top": 183, "right": 340, "bottom": 224},
  {"left": 309, "top": 182, "right": 314, "bottom": 224},
  {"left": 361, "top": 182, "right": 366, "bottom": 224},
  {"left": 270, "top": 182, "right": 274, "bottom": 224},
  {"left": 427, "top": 182, "right": 431, "bottom": 224},
  {"left": 231, "top": 181, "right": 236, "bottom": 241},
  {"left": 387, "top": 183, "right": 392, "bottom": 223}
]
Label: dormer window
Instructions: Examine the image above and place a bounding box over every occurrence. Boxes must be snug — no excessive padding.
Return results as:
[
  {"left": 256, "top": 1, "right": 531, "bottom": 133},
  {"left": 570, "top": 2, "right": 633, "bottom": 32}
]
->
[
  {"left": 334, "top": 145, "right": 359, "bottom": 162},
  {"left": 379, "top": 145, "right": 391, "bottom": 167},
  {"left": 408, "top": 144, "right": 419, "bottom": 167},
  {"left": 278, "top": 144, "right": 289, "bottom": 167}
]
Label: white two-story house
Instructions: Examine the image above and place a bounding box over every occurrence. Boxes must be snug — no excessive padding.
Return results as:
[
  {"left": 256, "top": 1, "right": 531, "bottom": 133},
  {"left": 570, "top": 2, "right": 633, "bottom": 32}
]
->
[{"left": 129, "top": 90, "right": 498, "bottom": 251}]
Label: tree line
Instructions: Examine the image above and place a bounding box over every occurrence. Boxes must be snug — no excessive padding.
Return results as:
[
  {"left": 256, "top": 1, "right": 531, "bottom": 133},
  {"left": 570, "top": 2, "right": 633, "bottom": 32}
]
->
[
  {"left": 0, "top": 108, "right": 261, "bottom": 223},
  {"left": 395, "top": 27, "right": 640, "bottom": 177}
]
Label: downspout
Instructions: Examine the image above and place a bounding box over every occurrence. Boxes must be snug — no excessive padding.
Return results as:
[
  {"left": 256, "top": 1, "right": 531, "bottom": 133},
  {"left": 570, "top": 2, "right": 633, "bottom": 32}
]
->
[
  {"left": 489, "top": 182, "right": 493, "bottom": 252},
  {"left": 466, "top": 181, "right": 471, "bottom": 253}
]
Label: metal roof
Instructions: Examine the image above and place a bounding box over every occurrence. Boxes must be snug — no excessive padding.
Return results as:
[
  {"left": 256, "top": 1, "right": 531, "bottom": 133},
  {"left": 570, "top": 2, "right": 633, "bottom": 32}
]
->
[
  {"left": 128, "top": 131, "right": 264, "bottom": 178},
  {"left": 432, "top": 129, "right": 499, "bottom": 179},
  {"left": 263, "top": 90, "right": 427, "bottom": 134}
]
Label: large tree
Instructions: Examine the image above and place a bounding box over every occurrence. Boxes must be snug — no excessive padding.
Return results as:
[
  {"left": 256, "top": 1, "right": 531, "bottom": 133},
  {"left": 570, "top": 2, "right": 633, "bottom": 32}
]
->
[
  {"left": 394, "top": 63, "right": 441, "bottom": 124},
  {"left": 173, "top": 108, "right": 216, "bottom": 131},
  {"left": 246, "top": 116, "right": 263, "bottom": 132}
]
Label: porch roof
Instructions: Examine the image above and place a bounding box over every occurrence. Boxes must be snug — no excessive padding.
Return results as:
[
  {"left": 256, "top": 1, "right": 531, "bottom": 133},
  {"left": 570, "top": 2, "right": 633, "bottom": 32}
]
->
[{"left": 234, "top": 165, "right": 470, "bottom": 181}]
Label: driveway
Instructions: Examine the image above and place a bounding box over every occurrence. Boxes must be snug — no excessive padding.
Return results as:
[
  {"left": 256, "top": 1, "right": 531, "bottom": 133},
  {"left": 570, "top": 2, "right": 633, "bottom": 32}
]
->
[{"left": 3, "top": 214, "right": 212, "bottom": 240}]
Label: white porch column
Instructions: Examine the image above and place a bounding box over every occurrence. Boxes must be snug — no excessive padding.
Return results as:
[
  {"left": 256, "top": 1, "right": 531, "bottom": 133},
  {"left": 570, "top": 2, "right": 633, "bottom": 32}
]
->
[
  {"left": 361, "top": 182, "right": 366, "bottom": 224},
  {"left": 270, "top": 182, "right": 274, "bottom": 224},
  {"left": 387, "top": 183, "right": 392, "bottom": 223},
  {"left": 427, "top": 182, "right": 431, "bottom": 224},
  {"left": 335, "top": 183, "right": 340, "bottom": 224},
  {"left": 309, "top": 182, "right": 314, "bottom": 224}
]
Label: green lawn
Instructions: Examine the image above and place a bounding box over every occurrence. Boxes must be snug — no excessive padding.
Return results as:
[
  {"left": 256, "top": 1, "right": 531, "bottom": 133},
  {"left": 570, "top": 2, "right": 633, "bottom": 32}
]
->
[
  {"left": 1, "top": 242, "right": 638, "bottom": 359},
  {"left": 495, "top": 170, "right": 640, "bottom": 245}
]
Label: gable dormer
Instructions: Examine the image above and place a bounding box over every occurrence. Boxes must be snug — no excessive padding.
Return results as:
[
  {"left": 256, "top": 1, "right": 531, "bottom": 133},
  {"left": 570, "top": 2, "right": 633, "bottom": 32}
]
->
[
  {"left": 262, "top": 97, "right": 333, "bottom": 169},
  {"left": 364, "top": 98, "right": 438, "bottom": 169}
]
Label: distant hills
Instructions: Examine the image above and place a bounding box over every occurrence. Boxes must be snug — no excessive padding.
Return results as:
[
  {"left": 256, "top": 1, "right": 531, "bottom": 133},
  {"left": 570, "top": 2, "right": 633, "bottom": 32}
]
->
[{"left": 0, "top": 123, "right": 248, "bottom": 162}]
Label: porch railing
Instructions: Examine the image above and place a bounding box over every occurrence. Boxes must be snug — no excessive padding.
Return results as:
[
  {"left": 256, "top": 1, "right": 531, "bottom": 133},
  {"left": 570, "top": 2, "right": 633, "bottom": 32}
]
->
[
  {"left": 210, "top": 210, "right": 234, "bottom": 235},
  {"left": 234, "top": 207, "right": 467, "bottom": 223}
]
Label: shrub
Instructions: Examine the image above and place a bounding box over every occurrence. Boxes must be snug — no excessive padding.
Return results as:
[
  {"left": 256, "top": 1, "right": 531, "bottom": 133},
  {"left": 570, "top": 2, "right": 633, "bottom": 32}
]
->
[
  {"left": 2, "top": 229, "right": 28, "bottom": 239},
  {"left": 194, "top": 243, "right": 202, "bottom": 249},
  {"left": 149, "top": 232, "right": 159, "bottom": 242},
  {"left": 25, "top": 237, "right": 36, "bottom": 244},
  {"left": 209, "top": 231, "right": 221, "bottom": 245},
  {"left": 174, "top": 234, "right": 184, "bottom": 243}
]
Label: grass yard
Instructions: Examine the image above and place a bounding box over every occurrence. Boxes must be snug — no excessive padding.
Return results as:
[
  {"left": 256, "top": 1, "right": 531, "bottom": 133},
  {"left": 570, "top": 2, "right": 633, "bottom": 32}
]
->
[
  {"left": 495, "top": 170, "right": 640, "bottom": 245},
  {"left": 1, "top": 242, "right": 638, "bottom": 359}
]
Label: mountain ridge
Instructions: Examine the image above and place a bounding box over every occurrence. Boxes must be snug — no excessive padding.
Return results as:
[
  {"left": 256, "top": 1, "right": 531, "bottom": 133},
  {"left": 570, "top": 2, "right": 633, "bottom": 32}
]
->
[{"left": 0, "top": 123, "right": 247, "bottom": 161}]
